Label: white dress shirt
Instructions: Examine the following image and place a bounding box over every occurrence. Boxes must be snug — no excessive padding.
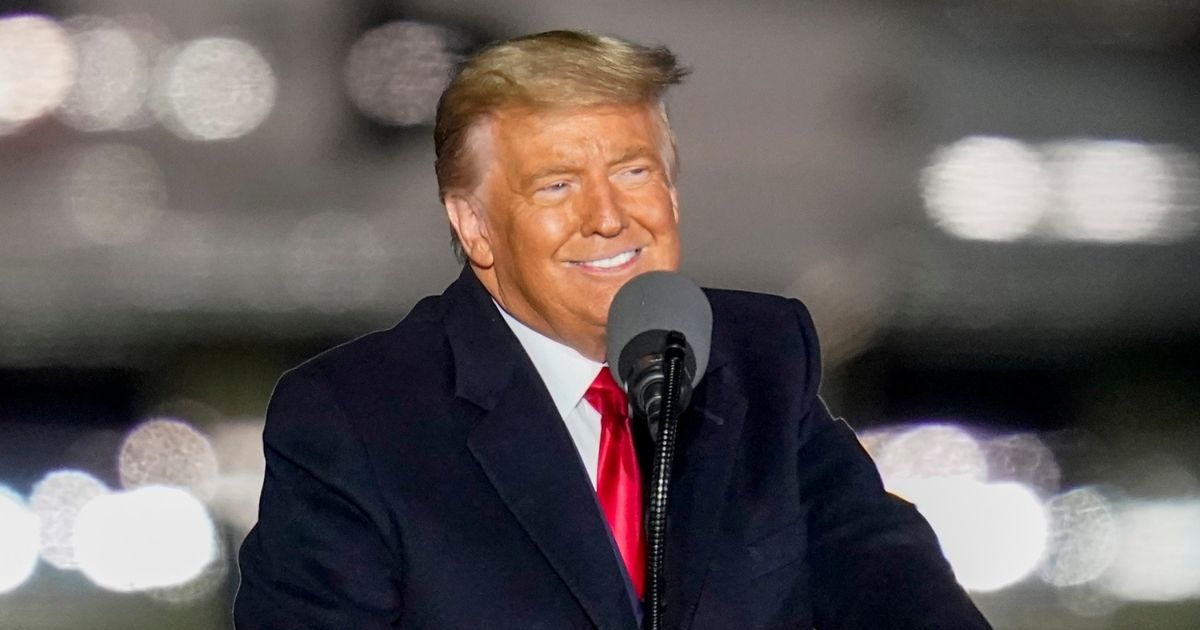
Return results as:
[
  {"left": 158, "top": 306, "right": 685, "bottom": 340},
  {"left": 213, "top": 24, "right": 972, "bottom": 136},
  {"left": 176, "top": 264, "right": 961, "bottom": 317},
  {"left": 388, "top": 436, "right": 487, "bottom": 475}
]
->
[{"left": 495, "top": 302, "right": 605, "bottom": 488}]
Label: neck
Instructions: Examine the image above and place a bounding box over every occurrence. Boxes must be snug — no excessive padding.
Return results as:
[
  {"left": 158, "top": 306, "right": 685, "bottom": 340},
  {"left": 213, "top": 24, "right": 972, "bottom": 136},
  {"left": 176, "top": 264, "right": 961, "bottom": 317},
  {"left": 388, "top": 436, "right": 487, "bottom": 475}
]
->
[{"left": 475, "top": 267, "right": 607, "bottom": 362}]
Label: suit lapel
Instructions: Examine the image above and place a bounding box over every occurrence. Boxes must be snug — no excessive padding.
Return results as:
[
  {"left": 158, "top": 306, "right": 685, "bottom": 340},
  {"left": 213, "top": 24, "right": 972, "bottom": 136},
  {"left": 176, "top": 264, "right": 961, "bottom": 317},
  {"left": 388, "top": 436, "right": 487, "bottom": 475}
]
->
[
  {"left": 443, "top": 267, "right": 639, "bottom": 630},
  {"left": 467, "top": 375, "right": 640, "bottom": 630},
  {"left": 664, "top": 350, "right": 748, "bottom": 630}
]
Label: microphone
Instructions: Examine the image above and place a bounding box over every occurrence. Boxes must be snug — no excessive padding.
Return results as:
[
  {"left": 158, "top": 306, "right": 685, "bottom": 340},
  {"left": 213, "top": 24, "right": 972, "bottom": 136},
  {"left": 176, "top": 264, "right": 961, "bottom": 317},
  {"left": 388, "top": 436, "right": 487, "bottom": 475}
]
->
[
  {"left": 605, "top": 271, "right": 713, "bottom": 425},
  {"left": 605, "top": 271, "right": 712, "bottom": 630}
]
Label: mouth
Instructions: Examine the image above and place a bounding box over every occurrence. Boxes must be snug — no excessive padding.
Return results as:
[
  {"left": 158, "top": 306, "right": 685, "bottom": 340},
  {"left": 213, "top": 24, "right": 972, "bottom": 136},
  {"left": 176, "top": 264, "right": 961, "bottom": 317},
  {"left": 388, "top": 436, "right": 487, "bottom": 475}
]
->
[{"left": 569, "top": 248, "right": 642, "bottom": 272}]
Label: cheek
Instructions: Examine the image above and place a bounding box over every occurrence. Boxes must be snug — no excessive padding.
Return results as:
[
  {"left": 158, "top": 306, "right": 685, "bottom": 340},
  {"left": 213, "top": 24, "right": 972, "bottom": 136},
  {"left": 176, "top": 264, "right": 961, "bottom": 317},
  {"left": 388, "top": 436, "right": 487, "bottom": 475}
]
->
[
  {"left": 629, "top": 186, "right": 678, "bottom": 225},
  {"left": 511, "top": 206, "right": 576, "bottom": 254},
  {"left": 643, "top": 204, "right": 681, "bottom": 249}
]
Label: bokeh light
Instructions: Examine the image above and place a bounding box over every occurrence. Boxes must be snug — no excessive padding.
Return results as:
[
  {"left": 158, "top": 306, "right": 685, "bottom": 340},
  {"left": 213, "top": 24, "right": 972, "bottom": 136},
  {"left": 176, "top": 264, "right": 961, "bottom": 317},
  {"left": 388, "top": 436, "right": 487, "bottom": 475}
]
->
[
  {"left": 72, "top": 486, "right": 217, "bottom": 592},
  {"left": 870, "top": 423, "right": 1055, "bottom": 592},
  {"left": 1102, "top": 499, "right": 1200, "bottom": 602},
  {"left": 119, "top": 418, "right": 220, "bottom": 500},
  {"left": 856, "top": 426, "right": 901, "bottom": 463},
  {"left": 924, "top": 135, "right": 1200, "bottom": 244},
  {"left": 57, "top": 16, "right": 157, "bottom": 132},
  {"left": 60, "top": 143, "right": 167, "bottom": 246},
  {"left": 148, "top": 532, "right": 228, "bottom": 605},
  {"left": 922, "top": 136, "right": 1050, "bottom": 242},
  {"left": 0, "top": 488, "right": 41, "bottom": 594},
  {"left": 984, "top": 433, "right": 1061, "bottom": 495},
  {"left": 29, "top": 470, "right": 109, "bottom": 570},
  {"left": 0, "top": 14, "right": 76, "bottom": 128},
  {"left": 1046, "top": 140, "right": 1176, "bottom": 243},
  {"left": 1039, "top": 486, "right": 1119, "bottom": 587},
  {"left": 896, "top": 477, "right": 1049, "bottom": 592},
  {"left": 874, "top": 423, "right": 988, "bottom": 491},
  {"left": 343, "top": 21, "right": 457, "bottom": 126},
  {"left": 156, "top": 37, "right": 276, "bottom": 140},
  {"left": 280, "top": 211, "right": 389, "bottom": 312}
]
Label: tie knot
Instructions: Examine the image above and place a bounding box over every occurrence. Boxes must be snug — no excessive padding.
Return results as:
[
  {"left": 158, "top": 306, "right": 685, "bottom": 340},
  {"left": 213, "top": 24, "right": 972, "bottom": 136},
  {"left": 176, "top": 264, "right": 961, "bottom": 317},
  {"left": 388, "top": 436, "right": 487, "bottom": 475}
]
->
[{"left": 585, "top": 367, "right": 628, "bottom": 420}]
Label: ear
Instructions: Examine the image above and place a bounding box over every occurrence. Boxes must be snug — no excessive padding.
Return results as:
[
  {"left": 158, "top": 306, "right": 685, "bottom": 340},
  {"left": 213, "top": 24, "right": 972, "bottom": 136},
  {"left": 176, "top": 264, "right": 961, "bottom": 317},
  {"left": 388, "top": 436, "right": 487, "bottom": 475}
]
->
[
  {"left": 669, "top": 186, "right": 680, "bottom": 223},
  {"left": 445, "top": 192, "right": 494, "bottom": 268}
]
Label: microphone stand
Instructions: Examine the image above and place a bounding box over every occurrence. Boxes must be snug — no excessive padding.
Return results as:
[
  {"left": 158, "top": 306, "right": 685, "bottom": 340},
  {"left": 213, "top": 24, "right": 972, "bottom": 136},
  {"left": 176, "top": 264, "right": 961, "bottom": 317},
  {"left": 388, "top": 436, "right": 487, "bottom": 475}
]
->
[{"left": 642, "top": 331, "right": 688, "bottom": 630}]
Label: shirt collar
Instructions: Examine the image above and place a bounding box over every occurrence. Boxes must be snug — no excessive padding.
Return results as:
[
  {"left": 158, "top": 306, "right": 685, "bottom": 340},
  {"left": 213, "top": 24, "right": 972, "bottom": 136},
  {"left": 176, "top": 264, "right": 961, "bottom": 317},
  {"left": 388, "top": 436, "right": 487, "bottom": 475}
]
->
[{"left": 494, "top": 300, "right": 604, "bottom": 420}]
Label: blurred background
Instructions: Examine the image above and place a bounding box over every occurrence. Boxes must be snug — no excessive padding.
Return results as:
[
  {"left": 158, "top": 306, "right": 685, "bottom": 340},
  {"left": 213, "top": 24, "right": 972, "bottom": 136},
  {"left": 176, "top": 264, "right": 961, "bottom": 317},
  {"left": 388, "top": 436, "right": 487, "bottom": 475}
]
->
[{"left": 1, "top": 0, "right": 1198, "bottom": 628}]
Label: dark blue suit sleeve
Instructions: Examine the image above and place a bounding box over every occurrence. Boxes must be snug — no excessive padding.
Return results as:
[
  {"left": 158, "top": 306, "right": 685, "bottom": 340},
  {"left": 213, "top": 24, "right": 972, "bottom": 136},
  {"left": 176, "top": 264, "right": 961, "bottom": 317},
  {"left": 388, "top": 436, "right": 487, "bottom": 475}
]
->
[
  {"left": 234, "top": 371, "right": 403, "bottom": 629},
  {"left": 786, "top": 301, "right": 992, "bottom": 629}
]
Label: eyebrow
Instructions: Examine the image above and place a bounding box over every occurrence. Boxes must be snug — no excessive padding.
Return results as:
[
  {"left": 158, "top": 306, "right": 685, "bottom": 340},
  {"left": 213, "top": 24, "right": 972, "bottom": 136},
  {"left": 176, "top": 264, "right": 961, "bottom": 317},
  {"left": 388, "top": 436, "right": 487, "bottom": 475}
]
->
[{"left": 608, "top": 146, "right": 655, "bottom": 167}]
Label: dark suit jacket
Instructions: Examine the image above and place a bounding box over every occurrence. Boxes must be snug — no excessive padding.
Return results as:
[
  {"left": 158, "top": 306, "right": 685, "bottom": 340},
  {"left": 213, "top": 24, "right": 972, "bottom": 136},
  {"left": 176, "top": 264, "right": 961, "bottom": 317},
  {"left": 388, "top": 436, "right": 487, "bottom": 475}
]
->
[{"left": 234, "top": 267, "right": 991, "bottom": 629}]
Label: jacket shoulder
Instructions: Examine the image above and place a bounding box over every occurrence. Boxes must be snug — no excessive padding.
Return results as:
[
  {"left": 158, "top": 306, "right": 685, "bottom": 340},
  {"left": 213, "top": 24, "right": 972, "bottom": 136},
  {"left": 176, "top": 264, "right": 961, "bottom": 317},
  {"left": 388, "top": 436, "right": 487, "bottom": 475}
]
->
[
  {"left": 281, "top": 293, "right": 451, "bottom": 391},
  {"left": 703, "top": 287, "right": 822, "bottom": 398},
  {"left": 704, "top": 287, "right": 818, "bottom": 346}
]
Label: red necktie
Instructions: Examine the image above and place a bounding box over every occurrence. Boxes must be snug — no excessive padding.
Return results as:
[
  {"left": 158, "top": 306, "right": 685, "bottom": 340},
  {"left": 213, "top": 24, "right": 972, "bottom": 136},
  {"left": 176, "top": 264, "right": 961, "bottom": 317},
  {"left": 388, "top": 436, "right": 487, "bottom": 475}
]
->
[{"left": 585, "top": 367, "right": 646, "bottom": 598}]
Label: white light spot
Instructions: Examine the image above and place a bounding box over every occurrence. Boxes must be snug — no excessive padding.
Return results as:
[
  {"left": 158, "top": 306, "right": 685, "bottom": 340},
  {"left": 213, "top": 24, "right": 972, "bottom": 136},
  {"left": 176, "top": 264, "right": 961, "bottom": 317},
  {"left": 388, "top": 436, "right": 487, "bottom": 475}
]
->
[
  {"left": 61, "top": 143, "right": 167, "bottom": 246},
  {"left": 924, "top": 136, "right": 1200, "bottom": 244},
  {"left": 29, "top": 470, "right": 109, "bottom": 570},
  {"left": 1102, "top": 499, "right": 1200, "bottom": 602},
  {"left": 281, "top": 211, "right": 389, "bottom": 312},
  {"left": 57, "top": 16, "right": 157, "bottom": 132},
  {"left": 148, "top": 533, "right": 228, "bottom": 605},
  {"left": 1039, "top": 487, "right": 1119, "bottom": 587},
  {"left": 157, "top": 37, "right": 276, "bottom": 140},
  {"left": 984, "top": 433, "right": 1061, "bottom": 495},
  {"left": 344, "top": 21, "right": 456, "bottom": 126},
  {"left": 1046, "top": 140, "right": 1176, "bottom": 243},
  {"left": 875, "top": 423, "right": 988, "bottom": 492},
  {"left": 72, "top": 486, "right": 217, "bottom": 592},
  {"left": 119, "top": 418, "right": 220, "bottom": 500},
  {"left": 0, "top": 14, "right": 76, "bottom": 124},
  {"left": 896, "top": 477, "right": 1048, "bottom": 592},
  {"left": 922, "top": 136, "right": 1050, "bottom": 242},
  {"left": 856, "top": 426, "right": 901, "bottom": 463},
  {"left": 0, "top": 488, "right": 41, "bottom": 593}
]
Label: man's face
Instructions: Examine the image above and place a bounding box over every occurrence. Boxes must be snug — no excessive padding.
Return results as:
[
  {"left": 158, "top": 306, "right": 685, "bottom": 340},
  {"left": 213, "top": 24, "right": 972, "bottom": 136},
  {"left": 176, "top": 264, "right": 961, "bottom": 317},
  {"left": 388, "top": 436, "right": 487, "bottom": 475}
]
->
[{"left": 449, "top": 102, "right": 681, "bottom": 360}]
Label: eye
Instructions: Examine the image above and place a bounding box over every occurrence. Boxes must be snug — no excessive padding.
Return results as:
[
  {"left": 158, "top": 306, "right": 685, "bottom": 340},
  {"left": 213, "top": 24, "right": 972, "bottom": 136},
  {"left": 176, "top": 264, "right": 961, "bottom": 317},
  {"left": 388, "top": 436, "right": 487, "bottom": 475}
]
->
[
  {"left": 533, "top": 180, "right": 573, "bottom": 201},
  {"left": 616, "top": 166, "right": 651, "bottom": 183}
]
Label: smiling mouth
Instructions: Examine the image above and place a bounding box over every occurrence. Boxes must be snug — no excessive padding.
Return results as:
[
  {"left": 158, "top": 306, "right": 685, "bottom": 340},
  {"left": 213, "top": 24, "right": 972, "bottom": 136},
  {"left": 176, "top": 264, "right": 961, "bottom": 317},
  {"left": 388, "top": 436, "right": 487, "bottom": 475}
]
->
[{"left": 570, "top": 248, "right": 642, "bottom": 270}]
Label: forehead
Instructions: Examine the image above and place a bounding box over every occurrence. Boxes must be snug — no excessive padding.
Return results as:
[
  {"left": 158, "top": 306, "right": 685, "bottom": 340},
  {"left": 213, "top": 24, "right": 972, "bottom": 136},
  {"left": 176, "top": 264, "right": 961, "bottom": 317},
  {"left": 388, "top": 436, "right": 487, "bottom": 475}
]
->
[{"left": 486, "top": 103, "right": 662, "bottom": 170}]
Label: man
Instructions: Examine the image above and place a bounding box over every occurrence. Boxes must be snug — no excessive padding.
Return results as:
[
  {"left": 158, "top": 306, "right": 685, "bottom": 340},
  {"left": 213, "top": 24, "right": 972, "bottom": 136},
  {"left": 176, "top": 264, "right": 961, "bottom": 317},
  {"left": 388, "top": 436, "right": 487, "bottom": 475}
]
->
[{"left": 235, "top": 30, "right": 991, "bottom": 628}]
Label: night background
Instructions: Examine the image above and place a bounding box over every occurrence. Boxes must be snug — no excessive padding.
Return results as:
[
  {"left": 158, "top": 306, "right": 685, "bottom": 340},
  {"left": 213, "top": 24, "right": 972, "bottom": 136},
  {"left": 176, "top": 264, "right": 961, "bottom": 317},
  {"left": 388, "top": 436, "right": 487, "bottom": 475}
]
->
[{"left": 1, "top": 1, "right": 1198, "bottom": 628}]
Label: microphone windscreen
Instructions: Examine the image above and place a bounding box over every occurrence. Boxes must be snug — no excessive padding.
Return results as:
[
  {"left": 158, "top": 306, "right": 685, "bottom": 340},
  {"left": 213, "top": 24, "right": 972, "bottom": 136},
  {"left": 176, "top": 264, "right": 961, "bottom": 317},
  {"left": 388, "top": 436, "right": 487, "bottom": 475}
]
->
[{"left": 605, "top": 271, "right": 712, "bottom": 390}]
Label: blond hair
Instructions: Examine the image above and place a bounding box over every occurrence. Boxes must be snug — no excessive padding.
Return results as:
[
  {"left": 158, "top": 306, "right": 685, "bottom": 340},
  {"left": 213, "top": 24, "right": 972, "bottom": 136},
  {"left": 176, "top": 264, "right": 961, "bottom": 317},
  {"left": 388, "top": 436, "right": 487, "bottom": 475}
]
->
[{"left": 434, "top": 30, "right": 689, "bottom": 257}]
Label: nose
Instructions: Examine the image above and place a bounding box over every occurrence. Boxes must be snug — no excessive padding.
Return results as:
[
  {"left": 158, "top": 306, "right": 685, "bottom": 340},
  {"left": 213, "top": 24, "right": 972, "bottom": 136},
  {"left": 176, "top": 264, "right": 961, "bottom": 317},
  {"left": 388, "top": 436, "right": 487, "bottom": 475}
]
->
[{"left": 580, "top": 180, "right": 627, "bottom": 238}]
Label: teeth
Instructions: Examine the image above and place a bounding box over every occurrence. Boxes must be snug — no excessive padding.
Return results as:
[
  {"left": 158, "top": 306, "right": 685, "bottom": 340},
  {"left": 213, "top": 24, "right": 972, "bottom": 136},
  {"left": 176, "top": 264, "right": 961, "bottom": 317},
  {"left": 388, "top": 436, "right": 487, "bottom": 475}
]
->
[{"left": 579, "top": 249, "right": 638, "bottom": 269}]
